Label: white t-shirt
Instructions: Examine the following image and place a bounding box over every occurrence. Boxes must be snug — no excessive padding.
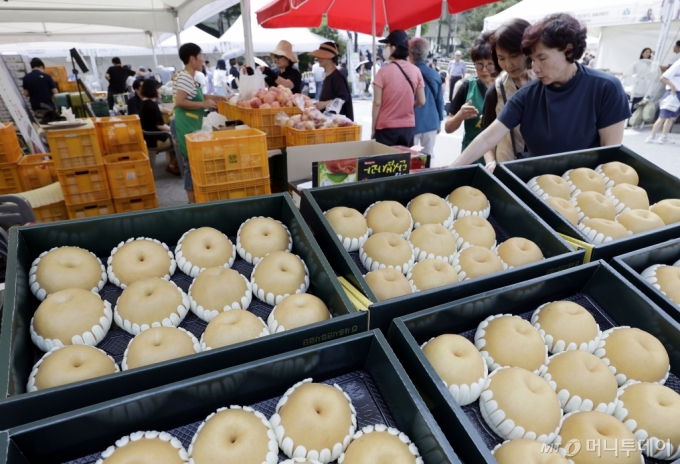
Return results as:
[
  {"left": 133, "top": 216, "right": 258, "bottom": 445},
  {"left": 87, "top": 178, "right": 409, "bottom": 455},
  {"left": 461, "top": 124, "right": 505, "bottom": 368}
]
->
[
  {"left": 312, "top": 63, "right": 325, "bottom": 81},
  {"left": 194, "top": 71, "right": 207, "bottom": 94},
  {"left": 662, "top": 59, "right": 680, "bottom": 90}
]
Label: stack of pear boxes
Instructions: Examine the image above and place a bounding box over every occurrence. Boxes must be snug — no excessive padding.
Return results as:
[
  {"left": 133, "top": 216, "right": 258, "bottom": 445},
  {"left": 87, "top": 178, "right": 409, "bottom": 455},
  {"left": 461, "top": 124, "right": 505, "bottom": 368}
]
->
[{"left": 95, "top": 115, "right": 158, "bottom": 213}]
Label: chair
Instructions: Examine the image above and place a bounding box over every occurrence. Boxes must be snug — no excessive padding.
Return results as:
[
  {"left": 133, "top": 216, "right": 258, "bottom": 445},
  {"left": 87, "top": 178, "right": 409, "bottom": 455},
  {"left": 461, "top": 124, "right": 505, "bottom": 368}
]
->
[
  {"left": 143, "top": 131, "right": 176, "bottom": 174},
  {"left": 0, "top": 195, "right": 36, "bottom": 230}
]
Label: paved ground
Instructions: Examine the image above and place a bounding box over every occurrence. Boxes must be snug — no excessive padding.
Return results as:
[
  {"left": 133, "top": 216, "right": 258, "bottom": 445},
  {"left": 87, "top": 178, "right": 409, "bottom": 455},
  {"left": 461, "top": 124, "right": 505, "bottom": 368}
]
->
[{"left": 155, "top": 99, "right": 680, "bottom": 208}]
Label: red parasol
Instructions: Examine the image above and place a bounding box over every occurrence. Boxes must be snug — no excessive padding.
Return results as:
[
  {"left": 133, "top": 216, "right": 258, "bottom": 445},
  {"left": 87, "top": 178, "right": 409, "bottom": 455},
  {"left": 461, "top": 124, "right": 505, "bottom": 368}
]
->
[{"left": 256, "top": 0, "right": 500, "bottom": 35}]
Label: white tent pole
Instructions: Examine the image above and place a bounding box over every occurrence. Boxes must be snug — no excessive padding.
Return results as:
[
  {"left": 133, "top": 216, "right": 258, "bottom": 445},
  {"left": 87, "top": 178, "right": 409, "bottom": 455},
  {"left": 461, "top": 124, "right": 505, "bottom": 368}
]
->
[
  {"left": 653, "top": 0, "right": 675, "bottom": 69},
  {"left": 175, "top": 11, "right": 183, "bottom": 47},
  {"left": 88, "top": 49, "right": 101, "bottom": 88},
  {"left": 148, "top": 32, "right": 159, "bottom": 69},
  {"left": 241, "top": 0, "right": 255, "bottom": 66},
  {"left": 415, "top": 25, "right": 421, "bottom": 38},
  {"left": 372, "top": 0, "right": 376, "bottom": 80}
]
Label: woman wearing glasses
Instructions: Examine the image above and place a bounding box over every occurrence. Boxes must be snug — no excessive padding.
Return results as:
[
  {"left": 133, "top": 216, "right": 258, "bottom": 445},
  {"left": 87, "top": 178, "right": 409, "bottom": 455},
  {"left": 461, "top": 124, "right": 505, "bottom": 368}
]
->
[
  {"left": 445, "top": 32, "right": 497, "bottom": 159},
  {"left": 451, "top": 13, "right": 630, "bottom": 170},
  {"left": 262, "top": 40, "right": 302, "bottom": 94}
]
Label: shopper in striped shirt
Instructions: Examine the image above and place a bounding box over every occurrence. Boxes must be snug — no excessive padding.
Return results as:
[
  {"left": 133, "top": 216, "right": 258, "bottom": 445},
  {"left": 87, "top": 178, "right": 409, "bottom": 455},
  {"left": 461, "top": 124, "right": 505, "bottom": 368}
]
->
[{"left": 173, "top": 43, "right": 224, "bottom": 204}]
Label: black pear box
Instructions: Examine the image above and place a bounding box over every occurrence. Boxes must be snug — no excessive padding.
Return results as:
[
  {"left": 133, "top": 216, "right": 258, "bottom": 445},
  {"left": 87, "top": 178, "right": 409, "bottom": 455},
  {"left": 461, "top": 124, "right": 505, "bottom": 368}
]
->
[
  {"left": 611, "top": 237, "right": 680, "bottom": 324},
  {"left": 300, "top": 165, "right": 584, "bottom": 333},
  {"left": 0, "top": 193, "right": 367, "bottom": 430},
  {"left": 495, "top": 145, "right": 680, "bottom": 263},
  {"left": 387, "top": 261, "right": 680, "bottom": 464},
  {"left": 0, "top": 330, "right": 461, "bottom": 464}
]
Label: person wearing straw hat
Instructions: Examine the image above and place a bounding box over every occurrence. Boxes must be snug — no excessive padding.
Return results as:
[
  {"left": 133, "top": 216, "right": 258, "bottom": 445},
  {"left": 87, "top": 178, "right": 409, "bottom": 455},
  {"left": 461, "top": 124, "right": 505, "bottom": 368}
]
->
[
  {"left": 261, "top": 40, "right": 302, "bottom": 94},
  {"left": 309, "top": 42, "right": 354, "bottom": 120}
]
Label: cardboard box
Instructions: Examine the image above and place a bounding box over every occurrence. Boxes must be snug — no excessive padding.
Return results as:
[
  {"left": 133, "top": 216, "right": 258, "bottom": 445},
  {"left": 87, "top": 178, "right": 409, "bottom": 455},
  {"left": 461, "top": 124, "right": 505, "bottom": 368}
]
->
[
  {"left": 495, "top": 145, "right": 680, "bottom": 262},
  {"left": 387, "top": 261, "right": 680, "bottom": 464},
  {"left": 611, "top": 238, "right": 680, "bottom": 324},
  {"left": 0, "top": 331, "right": 461, "bottom": 464},
  {"left": 0, "top": 193, "right": 366, "bottom": 430},
  {"left": 287, "top": 140, "right": 403, "bottom": 186},
  {"left": 300, "top": 166, "right": 584, "bottom": 333}
]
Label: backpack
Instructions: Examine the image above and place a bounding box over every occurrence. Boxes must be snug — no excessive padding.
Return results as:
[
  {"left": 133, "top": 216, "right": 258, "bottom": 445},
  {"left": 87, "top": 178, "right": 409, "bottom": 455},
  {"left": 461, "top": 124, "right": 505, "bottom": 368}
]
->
[{"left": 642, "top": 100, "right": 658, "bottom": 123}]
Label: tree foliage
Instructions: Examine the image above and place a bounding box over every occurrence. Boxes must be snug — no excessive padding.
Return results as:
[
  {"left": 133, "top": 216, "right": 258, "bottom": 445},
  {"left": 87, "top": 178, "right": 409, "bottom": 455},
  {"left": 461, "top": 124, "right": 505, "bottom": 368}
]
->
[{"left": 458, "top": 0, "right": 520, "bottom": 60}]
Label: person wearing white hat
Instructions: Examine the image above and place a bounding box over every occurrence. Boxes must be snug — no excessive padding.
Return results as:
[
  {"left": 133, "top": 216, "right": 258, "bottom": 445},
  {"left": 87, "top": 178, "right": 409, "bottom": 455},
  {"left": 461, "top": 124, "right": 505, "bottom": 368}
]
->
[
  {"left": 262, "top": 40, "right": 302, "bottom": 94},
  {"left": 309, "top": 42, "right": 354, "bottom": 120}
]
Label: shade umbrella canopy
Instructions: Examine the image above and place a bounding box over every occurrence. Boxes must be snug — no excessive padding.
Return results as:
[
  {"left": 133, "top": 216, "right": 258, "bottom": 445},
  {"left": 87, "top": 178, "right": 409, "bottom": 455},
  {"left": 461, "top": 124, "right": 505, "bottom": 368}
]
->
[
  {"left": 257, "top": 0, "right": 501, "bottom": 34},
  {"left": 220, "top": 10, "right": 328, "bottom": 53}
]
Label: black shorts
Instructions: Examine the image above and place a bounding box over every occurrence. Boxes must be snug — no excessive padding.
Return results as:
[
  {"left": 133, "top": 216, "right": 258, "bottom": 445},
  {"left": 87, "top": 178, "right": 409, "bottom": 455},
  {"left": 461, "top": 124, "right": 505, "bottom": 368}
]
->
[{"left": 374, "top": 127, "right": 415, "bottom": 147}]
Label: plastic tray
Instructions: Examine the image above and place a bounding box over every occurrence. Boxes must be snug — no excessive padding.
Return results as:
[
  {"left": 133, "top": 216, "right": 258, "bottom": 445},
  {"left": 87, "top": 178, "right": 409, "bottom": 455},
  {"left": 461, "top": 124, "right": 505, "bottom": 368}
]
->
[
  {"left": 103, "top": 152, "right": 155, "bottom": 198},
  {"left": 57, "top": 165, "right": 110, "bottom": 205},
  {"left": 112, "top": 193, "right": 158, "bottom": 213},
  {"left": 217, "top": 100, "right": 239, "bottom": 121},
  {"left": 66, "top": 199, "right": 114, "bottom": 219},
  {"left": 194, "top": 177, "right": 271, "bottom": 203},
  {"left": 0, "top": 124, "right": 20, "bottom": 160},
  {"left": 32, "top": 201, "right": 68, "bottom": 223},
  {"left": 495, "top": 145, "right": 680, "bottom": 262},
  {"left": 611, "top": 238, "right": 680, "bottom": 324},
  {"left": 0, "top": 163, "right": 22, "bottom": 195},
  {"left": 301, "top": 165, "right": 584, "bottom": 333},
  {"left": 285, "top": 124, "right": 361, "bottom": 147},
  {"left": 388, "top": 261, "right": 680, "bottom": 464},
  {"left": 1, "top": 332, "right": 459, "bottom": 464},
  {"left": 238, "top": 106, "right": 301, "bottom": 149},
  {"left": 46, "top": 126, "right": 103, "bottom": 170},
  {"left": 17, "top": 154, "right": 58, "bottom": 191},
  {"left": 186, "top": 128, "right": 269, "bottom": 185},
  {"left": 94, "top": 115, "right": 147, "bottom": 156},
  {"left": 0, "top": 193, "right": 363, "bottom": 430}
]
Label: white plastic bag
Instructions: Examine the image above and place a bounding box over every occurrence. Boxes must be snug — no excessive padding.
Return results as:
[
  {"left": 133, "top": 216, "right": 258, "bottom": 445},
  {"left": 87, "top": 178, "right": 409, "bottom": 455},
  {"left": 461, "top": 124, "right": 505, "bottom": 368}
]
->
[
  {"left": 660, "top": 93, "right": 680, "bottom": 112},
  {"left": 239, "top": 68, "right": 266, "bottom": 101}
]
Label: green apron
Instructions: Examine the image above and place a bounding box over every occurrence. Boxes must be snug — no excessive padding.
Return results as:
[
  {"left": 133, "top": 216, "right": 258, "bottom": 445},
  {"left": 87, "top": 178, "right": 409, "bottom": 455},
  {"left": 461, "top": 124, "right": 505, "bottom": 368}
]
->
[
  {"left": 461, "top": 77, "right": 487, "bottom": 165},
  {"left": 175, "top": 84, "right": 204, "bottom": 159}
]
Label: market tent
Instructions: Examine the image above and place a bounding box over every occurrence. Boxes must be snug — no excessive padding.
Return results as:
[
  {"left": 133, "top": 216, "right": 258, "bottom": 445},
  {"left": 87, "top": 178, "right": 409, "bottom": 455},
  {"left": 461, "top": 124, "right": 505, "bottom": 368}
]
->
[
  {"left": 0, "top": 0, "right": 240, "bottom": 35},
  {"left": 0, "top": 41, "right": 153, "bottom": 58},
  {"left": 483, "top": 0, "right": 674, "bottom": 30},
  {"left": 0, "top": 23, "right": 154, "bottom": 47},
  {"left": 483, "top": 0, "right": 680, "bottom": 74},
  {"left": 220, "top": 9, "right": 327, "bottom": 53},
  {"left": 595, "top": 21, "right": 680, "bottom": 74},
  {"left": 159, "top": 27, "right": 223, "bottom": 54}
]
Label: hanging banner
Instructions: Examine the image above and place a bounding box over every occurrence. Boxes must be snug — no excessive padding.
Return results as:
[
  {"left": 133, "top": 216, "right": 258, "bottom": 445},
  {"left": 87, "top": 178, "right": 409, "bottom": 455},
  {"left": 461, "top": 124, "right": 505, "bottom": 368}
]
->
[{"left": 0, "top": 57, "right": 47, "bottom": 153}]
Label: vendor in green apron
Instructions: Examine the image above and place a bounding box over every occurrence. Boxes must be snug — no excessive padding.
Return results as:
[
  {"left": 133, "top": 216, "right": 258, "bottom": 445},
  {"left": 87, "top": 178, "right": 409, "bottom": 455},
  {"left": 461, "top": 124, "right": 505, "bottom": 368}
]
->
[
  {"left": 444, "top": 31, "right": 497, "bottom": 165},
  {"left": 173, "top": 42, "right": 220, "bottom": 204}
]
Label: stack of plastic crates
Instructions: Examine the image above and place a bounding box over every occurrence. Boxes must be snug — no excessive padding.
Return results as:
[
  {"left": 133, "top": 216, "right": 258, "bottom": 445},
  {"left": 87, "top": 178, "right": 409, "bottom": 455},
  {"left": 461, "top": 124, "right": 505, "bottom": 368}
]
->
[
  {"left": 0, "top": 123, "right": 24, "bottom": 196},
  {"left": 104, "top": 152, "right": 158, "bottom": 213},
  {"left": 46, "top": 122, "right": 114, "bottom": 219},
  {"left": 186, "top": 128, "right": 270, "bottom": 203},
  {"left": 17, "top": 153, "right": 66, "bottom": 221}
]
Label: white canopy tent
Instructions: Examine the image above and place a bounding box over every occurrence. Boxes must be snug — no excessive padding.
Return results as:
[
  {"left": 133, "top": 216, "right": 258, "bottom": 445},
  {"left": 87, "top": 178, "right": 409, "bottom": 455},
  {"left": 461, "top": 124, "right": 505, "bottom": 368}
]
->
[
  {"left": 159, "top": 27, "right": 224, "bottom": 54},
  {"left": 484, "top": 0, "right": 680, "bottom": 74},
  {"left": 0, "top": 0, "right": 240, "bottom": 36},
  {"left": 0, "top": 23, "right": 155, "bottom": 47},
  {"left": 221, "top": 0, "right": 327, "bottom": 54}
]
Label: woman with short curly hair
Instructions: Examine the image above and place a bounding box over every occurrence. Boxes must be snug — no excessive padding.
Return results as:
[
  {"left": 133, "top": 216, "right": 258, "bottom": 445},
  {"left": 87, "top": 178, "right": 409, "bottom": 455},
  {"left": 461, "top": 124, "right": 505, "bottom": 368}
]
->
[{"left": 451, "top": 13, "right": 631, "bottom": 169}]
